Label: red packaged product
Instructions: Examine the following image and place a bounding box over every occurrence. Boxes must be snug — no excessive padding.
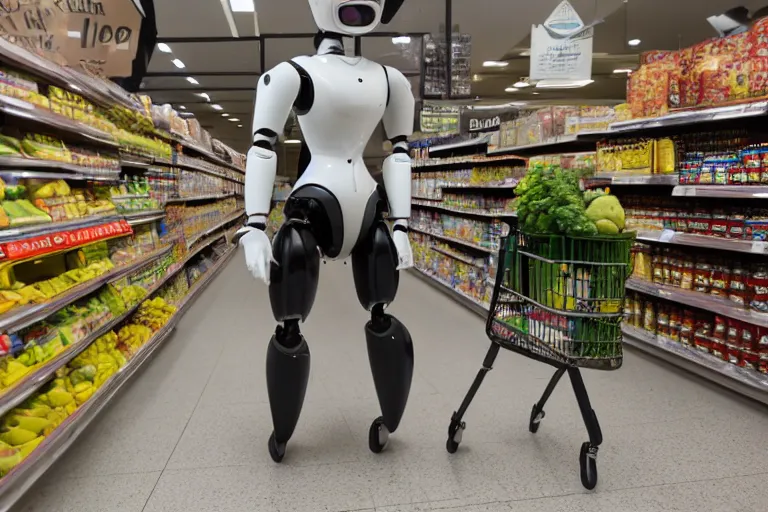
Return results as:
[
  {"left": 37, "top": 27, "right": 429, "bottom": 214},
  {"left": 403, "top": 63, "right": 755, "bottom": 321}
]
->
[
  {"left": 726, "top": 318, "right": 742, "bottom": 365},
  {"left": 712, "top": 315, "right": 729, "bottom": 360}
]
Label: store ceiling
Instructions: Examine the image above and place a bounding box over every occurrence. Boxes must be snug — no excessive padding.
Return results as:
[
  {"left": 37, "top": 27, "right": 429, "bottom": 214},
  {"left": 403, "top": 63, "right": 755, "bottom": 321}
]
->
[{"left": 145, "top": 0, "right": 768, "bottom": 152}]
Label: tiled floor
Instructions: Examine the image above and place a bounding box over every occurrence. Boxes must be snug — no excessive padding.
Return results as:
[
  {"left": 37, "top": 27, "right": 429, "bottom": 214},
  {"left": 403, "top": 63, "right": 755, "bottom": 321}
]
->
[{"left": 12, "top": 252, "right": 768, "bottom": 511}]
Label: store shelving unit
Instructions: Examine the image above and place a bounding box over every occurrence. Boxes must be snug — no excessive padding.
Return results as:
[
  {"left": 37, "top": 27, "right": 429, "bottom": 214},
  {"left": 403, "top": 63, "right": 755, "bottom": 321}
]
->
[
  {"left": 672, "top": 185, "right": 768, "bottom": 198},
  {"left": 410, "top": 266, "right": 489, "bottom": 317},
  {"left": 635, "top": 230, "right": 768, "bottom": 255},
  {"left": 410, "top": 226, "right": 496, "bottom": 254},
  {"left": 165, "top": 192, "right": 236, "bottom": 204}
]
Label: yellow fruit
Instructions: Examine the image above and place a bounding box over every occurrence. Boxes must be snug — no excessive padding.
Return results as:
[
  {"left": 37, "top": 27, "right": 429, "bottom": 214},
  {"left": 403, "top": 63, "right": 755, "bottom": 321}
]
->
[
  {"left": 45, "top": 388, "right": 74, "bottom": 407},
  {"left": 5, "top": 416, "right": 50, "bottom": 435},
  {"left": 74, "top": 387, "right": 94, "bottom": 405},
  {"left": 0, "top": 427, "right": 39, "bottom": 446},
  {"left": 17, "top": 436, "right": 44, "bottom": 458},
  {"left": 16, "top": 405, "right": 51, "bottom": 418}
]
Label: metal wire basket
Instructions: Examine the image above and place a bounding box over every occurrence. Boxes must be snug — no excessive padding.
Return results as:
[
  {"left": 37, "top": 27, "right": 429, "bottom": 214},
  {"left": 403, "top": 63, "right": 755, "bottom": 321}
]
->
[{"left": 486, "top": 229, "right": 634, "bottom": 370}]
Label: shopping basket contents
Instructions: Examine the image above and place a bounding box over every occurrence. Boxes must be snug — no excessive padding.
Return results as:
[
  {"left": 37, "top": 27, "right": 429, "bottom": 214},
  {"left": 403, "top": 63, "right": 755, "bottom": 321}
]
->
[{"left": 446, "top": 228, "right": 634, "bottom": 490}]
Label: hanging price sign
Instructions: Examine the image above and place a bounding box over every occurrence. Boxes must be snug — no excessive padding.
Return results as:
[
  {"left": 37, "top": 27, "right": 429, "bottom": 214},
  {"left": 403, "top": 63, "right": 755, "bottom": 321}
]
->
[{"left": 0, "top": 0, "right": 67, "bottom": 62}]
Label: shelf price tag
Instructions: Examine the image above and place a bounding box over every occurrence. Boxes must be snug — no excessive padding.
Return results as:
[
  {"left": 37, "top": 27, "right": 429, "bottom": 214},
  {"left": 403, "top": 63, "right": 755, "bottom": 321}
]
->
[
  {"left": 751, "top": 241, "right": 768, "bottom": 254},
  {"left": 659, "top": 229, "right": 676, "bottom": 243}
]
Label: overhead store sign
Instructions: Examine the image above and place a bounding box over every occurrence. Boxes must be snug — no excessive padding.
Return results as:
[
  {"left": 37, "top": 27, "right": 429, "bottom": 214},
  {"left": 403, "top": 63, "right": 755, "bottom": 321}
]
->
[
  {"left": 529, "top": 0, "right": 593, "bottom": 82},
  {"left": 0, "top": 0, "right": 68, "bottom": 63},
  {"left": 60, "top": 0, "right": 143, "bottom": 77},
  {"left": 460, "top": 107, "right": 517, "bottom": 135}
]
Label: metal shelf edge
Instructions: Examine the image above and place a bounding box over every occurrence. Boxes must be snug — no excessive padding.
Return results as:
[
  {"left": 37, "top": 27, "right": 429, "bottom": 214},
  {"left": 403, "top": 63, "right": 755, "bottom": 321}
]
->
[
  {"left": 408, "top": 267, "right": 488, "bottom": 318},
  {"left": 409, "top": 226, "right": 496, "bottom": 254}
]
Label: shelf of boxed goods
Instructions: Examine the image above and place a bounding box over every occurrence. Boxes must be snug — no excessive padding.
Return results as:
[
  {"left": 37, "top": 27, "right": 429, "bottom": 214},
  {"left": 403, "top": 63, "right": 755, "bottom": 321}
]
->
[
  {"left": 409, "top": 266, "right": 490, "bottom": 317},
  {"left": 0, "top": 157, "right": 121, "bottom": 181},
  {"left": 413, "top": 154, "right": 527, "bottom": 171},
  {"left": 0, "top": 247, "right": 176, "bottom": 418},
  {"left": 170, "top": 159, "right": 244, "bottom": 184},
  {"left": 0, "top": 96, "right": 118, "bottom": 150},
  {"left": 635, "top": 229, "right": 768, "bottom": 256},
  {"left": 184, "top": 210, "right": 245, "bottom": 250},
  {"left": 165, "top": 192, "right": 237, "bottom": 204},
  {"left": 0, "top": 242, "right": 238, "bottom": 510},
  {"left": 621, "top": 324, "right": 768, "bottom": 406},
  {"left": 409, "top": 226, "right": 496, "bottom": 254},
  {"left": 412, "top": 200, "right": 517, "bottom": 220},
  {"left": 626, "top": 278, "right": 768, "bottom": 328},
  {"left": 173, "top": 137, "right": 245, "bottom": 175},
  {"left": 488, "top": 135, "right": 599, "bottom": 158}
]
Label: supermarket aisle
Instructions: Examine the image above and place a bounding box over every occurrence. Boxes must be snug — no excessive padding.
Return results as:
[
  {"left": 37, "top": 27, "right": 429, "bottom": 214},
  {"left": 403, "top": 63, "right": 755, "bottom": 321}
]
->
[{"left": 11, "top": 251, "right": 768, "bottom": 512}]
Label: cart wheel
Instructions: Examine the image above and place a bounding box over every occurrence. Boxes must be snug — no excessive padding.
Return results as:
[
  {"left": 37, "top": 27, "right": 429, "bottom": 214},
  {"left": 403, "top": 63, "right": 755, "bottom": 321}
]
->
[
  {"left": 446, "top": 419, "right": 465, "bottom": 454},
  {"left": 579, "top": 442, "right": 598, "bottom": 490},
  {"left": 368, "top": 416, "right": 389, "bottom": 454},
  {"left": 268, "top": 432, "right": 286, "bottom": 463},
  {"left": 528, "top": 405, "right": 545, "bottom": 433}
]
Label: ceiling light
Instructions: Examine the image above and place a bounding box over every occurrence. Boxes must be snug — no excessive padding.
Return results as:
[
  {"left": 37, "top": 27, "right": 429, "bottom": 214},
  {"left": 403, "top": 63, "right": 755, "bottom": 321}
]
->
[
  {"left": 392, "top": 36, "right": 411, "bottom": 44},
  {"left": 222, "top": 113, "right": 229, "bottom": 117},
  {"left": 536, "top": 79, "right": 594, "bottom": 89},
  {"left": 229, "top": 0, "right": 255, "bottom": 12},
  {"left": 157, "top": 43, "right": 172, "bottom": 53},
  {"left": 483, "top": 61, "right": 508, "bottom": 68},
  {"left": 172, "top": 58, "right": 185, "bottom": 68},
  {"left": 197, "top": 93, "right": 210, "bottom": 101},
  {"left": 519, "top": 49, "right": 531, "bottom": 56},
  {"left": 628, "top": 39, "right": 641, "bottom": 46},
  {"left": 532, "top": 92, "right": 540, "bottom": 95},
  {"left": 238, "top": 124, "right": 243, "bottom": 128},
  {"left": 285, "top": 139, "right": 302, "bottom": 144},
  {"left": 613, "top": 68, "right": 633, "bottom": 74},
  {"left": 505, "top": 87, "right": 518, "bottom": 92},
  {"left": 229, "top": 118, "right": 240, "bottom": 122},
  {"left": 513, "top": 80, "right": 531, "bottom": 88},
  {"left": 186, "top": 77, "right": 199, "bottom": 84},
  {"left": 211, "top": 104, "right": 223, "bottom": 111},
  {"left": 179, "top": 105, "right": 186, "bottom": 110}
]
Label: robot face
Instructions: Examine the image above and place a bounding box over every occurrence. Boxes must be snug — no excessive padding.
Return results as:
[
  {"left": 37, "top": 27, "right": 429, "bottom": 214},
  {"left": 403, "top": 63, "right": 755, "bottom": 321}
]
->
[{"left": 308, "top": 0, "right": 405, "bottom": 35}]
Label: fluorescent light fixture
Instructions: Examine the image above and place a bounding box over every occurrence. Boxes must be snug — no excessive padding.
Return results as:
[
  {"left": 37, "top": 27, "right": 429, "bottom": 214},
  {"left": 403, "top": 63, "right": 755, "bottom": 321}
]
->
[
  {"left": 211, "top": 104, "right": 223, "bottom": 111},
  {"left": 238, "top": 124, "right": 243, "bottom": 128},
  {"left": 513, "top": 80, "right": 530, "bottom": 88},
  {"left": 532, "top": 92, "right": 540, "bottom": 95},
  {"left": 536, "top": 79, "right": 594, "bottom": 89},
  {"left": 392, "top": 36, "right": 411, "bottom": 44},
  {"left": 505, "top": 87, "right": 518, "bottom": 92},
  {"left": 67, "top": 31, "right": 81, "bottom": 38},
  {"left": 186, "top": 77, "right": 199, "bottom": 84},
  {"left": 284, "top": 139, "right": 302, "bottom": 144},
  {"left": 229, "top": 0, "right": 254, "bottom": 11},
  {"left": 519, "top": 49, "right": 531, "bottom": 56},
  {"left": 172, "top": 58, "right": 185, "bottom": 68},
  {"left": 613, "top": 68, "right": 633, "bottom": 74},
  {"left": 179, "top": 105, "right": 186, "bottom": 110},
  {"left": 222, "top": 113, "right": 229, "bottom": 117},
  {"left": 628, "top": 38, "right": 641, "bottom": 46},
  {"left": 197, "top": 92, "right": 211, "bottom": 101},
  {"left": 229, "top": 118, "right": 240, "bottom": 122},
  {"left": 157, "top": 43, "right": 172, "bottom": 53},
  {"left": 483, "top": 61, "right": 508, "bottom": 68}
]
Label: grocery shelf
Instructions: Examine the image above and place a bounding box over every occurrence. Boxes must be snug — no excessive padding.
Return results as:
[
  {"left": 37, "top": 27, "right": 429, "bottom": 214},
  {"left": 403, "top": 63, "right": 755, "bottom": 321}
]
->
[
  {"left": 0, "top": 156, "right": 121, "bottom": 180},
  {"left": 123, "top": 210, "right": 167, "bottom": 226},
  {"left": 672, "top": 185, "right": 768, "bottom": 198},
  {"left": 589, "top": 173, "right": 679, "bottom": 186},
  {"left": 431, "top": 246, "right": 485, "bottom": 268},
  {"left": 0, "top": 247, "right": 236, "bottom": 511},
  {"left": 487, "top": 136, "right": 597, "bottom": 157},
  {"left": 185, "top": 211, "right": 244, "bottom": 249},
  {"left": 412, "top": 200, "right": 517, "bottom": 219},
  {"left": 413, "top": 155, "right": 526, "bottom": 171},
  {"left": 626, "top": 278, "right": 768, "bottom": 328},
  {"left": 0, "top": 95, "right": 118, "bottom": 149},
  {"left": 120, "top": 157, "right": 153, "bottom": 169},
  {"left": 172, "top": 159, "right": 245, "bottom": 184},
  {"left": 412, "top": 196, "right": 442, "bottom": 201},
  {"left": 441, "top": 183, "right": 518, "bottom": 190},
  {"left": 427, "top": 134, "right": 492, "bottom": 157},
  {"left": 409, "top": 226, "right": 497, "bottom": 254},
  {"left": 622, "top": 324, "right": 768, "bottom": 406},
  {"left": 0, "top": 214, "right": 123, "bottom": 244},
  {"left": 164, "top": 193, "right": 235, "bottom": 204},
  {"left": 174, "top": 139, "right": 245, "bottom": 174},
  {"left": 0, "top": 245, "right": 173, "bottom": 335},
  {"left": 635, "top": 229, "right": 768, "bottom": 255},
  {"left": 409, "top": 267, "right": 489, "bottom": 318}
]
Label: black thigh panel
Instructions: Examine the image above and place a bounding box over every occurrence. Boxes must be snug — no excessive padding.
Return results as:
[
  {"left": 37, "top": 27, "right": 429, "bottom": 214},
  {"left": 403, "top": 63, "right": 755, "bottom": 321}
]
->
[
  {"left": 269, "top": 221, "right": 321, "bottom": 322},
  {"left": 353, "top": 185, "right": 387, "bottom": 250},
  {"left": 284, "top": 185, "right": 344, "bottom": 258},
  {"left": 352, "top": 221, "right": 399, "bottom": 310}
]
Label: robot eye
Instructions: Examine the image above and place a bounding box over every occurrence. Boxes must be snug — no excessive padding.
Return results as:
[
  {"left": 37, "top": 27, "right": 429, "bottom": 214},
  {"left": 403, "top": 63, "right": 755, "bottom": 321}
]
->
[{"left": 338, "top": 4, "right": 377, "bottom": 27}]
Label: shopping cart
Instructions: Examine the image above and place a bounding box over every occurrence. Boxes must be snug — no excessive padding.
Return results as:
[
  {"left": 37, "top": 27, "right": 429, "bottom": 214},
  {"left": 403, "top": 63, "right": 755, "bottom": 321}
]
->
[{"left": 445, "top": 229, "right": 634, "bottom": 490}]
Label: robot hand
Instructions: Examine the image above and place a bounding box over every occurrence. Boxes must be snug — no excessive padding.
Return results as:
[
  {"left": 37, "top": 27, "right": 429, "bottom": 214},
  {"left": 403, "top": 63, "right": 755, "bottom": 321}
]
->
[
  {"left": 236, "top": 226, "right": 274, "bottom": 285},
  {"left": 392, "top": 226, "right": 413, "bottom": 270}
]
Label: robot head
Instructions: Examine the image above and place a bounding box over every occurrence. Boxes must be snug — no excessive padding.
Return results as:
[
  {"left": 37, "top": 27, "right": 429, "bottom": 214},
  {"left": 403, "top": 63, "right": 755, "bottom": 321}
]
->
[{"left": 308, "top": 0, "right": 406, "bottom": 35}]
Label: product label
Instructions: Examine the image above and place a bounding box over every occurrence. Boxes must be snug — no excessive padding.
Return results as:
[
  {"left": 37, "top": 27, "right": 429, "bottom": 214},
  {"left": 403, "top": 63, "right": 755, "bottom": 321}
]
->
[{"left": 0, "top": 220, "right": 132, "bottom": 261}]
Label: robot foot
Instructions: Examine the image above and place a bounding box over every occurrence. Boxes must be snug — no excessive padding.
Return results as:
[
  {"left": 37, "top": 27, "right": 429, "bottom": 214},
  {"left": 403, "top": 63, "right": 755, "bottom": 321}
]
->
[
  {"left": 266, "top": 323, "right": 310, "bottom": 462},
  {"left": 365, "top": 312, "right": 414, "bottom": 452}
]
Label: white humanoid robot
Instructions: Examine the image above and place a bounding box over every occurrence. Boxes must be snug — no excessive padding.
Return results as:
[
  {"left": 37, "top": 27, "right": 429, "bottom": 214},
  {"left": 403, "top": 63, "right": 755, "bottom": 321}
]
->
[{"left": 236, "top": 0, "right": 416, "bottom": 462}]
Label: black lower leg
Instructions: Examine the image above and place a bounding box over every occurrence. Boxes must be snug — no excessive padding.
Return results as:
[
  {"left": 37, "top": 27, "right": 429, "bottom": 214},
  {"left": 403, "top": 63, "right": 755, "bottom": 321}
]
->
[
  {"left": 366, "top": 304, "right": 414, "bottom": 433},
  {"left": 568, "top": 367, "right": 602, "bottom": 446},
  {"left": 452, "top": 342, "right": 500, "bottom": 424},
  {"left": 533, "top": 366, "right": 567, "bottom": 416},
  {"left": 267, "top": 320, "right": 310, "bottom": 445}
]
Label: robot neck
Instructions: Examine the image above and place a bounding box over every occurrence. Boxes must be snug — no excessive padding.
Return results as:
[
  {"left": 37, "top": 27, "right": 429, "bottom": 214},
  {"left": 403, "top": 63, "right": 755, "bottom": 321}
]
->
[{"left": 315, "top": 31, "right": 345, "bottom": 56}]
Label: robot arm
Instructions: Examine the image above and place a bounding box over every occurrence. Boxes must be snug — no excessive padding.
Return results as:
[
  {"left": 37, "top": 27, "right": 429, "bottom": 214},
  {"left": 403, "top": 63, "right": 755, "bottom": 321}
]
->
[
  {"left": 381, "top": 66, "right": 415, "bottom": 269},
  {"left": 238, "top": 62, "right": 302, "bottom": 284}
]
